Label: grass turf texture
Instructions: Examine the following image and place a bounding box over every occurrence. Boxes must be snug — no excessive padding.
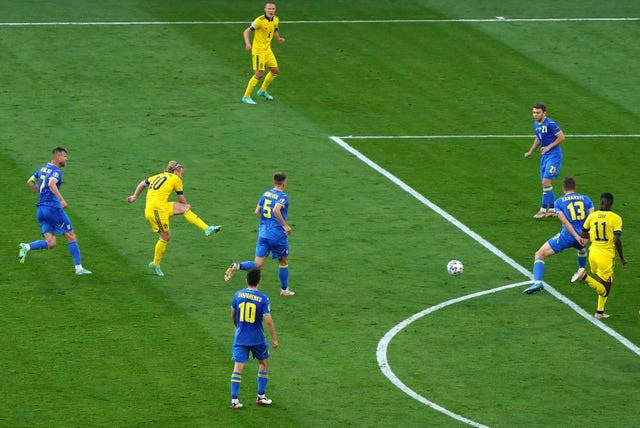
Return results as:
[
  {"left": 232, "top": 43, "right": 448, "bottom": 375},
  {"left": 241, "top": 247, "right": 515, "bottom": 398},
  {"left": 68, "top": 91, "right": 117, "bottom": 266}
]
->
[{"left": 1, "top": 0, "right": 639, "bottom": 426}]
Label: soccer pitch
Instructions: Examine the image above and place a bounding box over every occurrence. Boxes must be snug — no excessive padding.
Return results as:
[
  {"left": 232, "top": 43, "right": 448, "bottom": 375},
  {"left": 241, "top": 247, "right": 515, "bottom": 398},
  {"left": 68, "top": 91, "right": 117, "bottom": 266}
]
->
[{"left": 1, "top": 1, "right": 639, "bottom": 426}]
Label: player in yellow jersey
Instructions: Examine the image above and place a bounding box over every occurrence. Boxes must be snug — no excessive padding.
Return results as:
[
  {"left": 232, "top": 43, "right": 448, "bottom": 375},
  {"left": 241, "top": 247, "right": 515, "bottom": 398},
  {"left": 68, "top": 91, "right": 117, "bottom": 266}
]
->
[
  {"left": 127, "top": 161, "right": 221, "bottom": 276},
  {"left": 242, "top": 2, "right": 286, "bottom": 105},
  {"left": 572, "top": 192, "right": 627, "bottom": 319}
]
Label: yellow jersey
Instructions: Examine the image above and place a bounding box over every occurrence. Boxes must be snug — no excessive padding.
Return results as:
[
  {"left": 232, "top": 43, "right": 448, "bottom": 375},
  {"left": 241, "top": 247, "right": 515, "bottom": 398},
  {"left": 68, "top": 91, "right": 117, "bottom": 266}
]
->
[
  {"left": 145, "top": 172, "right": 183, "bottom": 209},
  {"left": 583, "top": 210, "right": 623, "bottom": 258},
  {"left": 250, "top": 14, "right": 279, "bottom": 53}
]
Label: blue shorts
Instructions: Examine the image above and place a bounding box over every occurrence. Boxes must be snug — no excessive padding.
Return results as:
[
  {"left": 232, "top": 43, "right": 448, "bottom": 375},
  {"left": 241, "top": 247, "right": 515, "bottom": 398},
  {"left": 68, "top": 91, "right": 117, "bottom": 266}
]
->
[
  {"left": 232, "top": 343, "right": 269, "bottom": 363},
  {"left": 548, "top": 230, "right": 583, "bottom": 253},
  {"left": 36, "top": 206, "right": 73, "bottom": 235},
  {"left": 540, "top": 154, "right": 562, "bottom": 180},
  {"left": 255, "top": 234, "right": 289, "bottom": 260}
]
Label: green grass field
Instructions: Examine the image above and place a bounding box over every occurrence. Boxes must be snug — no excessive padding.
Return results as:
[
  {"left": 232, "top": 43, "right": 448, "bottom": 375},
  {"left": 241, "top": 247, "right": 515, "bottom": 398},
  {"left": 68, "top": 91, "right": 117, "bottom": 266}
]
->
[{"left": 1, "top": 1, "right": 639, "bottom": 426}]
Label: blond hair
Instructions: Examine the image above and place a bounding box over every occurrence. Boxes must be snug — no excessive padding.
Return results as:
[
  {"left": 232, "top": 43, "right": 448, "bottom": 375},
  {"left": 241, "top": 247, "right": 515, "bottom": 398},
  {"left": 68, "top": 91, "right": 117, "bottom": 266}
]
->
[{"left": 165, "top": 160, "right": 183, "bottom": 173}]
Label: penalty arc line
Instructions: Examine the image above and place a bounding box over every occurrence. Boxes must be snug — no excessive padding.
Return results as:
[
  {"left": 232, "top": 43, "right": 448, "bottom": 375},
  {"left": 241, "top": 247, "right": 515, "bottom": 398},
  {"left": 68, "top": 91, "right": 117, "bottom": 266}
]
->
[
  {"left": 377, "top": 280, "right": 532, "bottom": 428},
  {"left": 328, "top": 135, "right": 640, "bottom": 422}
]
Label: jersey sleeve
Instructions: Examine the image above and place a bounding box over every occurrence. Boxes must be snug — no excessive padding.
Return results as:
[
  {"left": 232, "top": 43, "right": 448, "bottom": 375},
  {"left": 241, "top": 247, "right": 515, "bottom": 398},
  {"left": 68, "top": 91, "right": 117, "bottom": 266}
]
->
[
  {"left": 550, "top": 120, "right": 562, "bottom": 135},
  {"left": 173, "top": 175, "right": 184, "bottom": 194},
  {"left": 585, "top": 197, "right": 594, "bottom": 212},
  {"left": 613, "top": 214, "right": 623, "bottom": 234},
  {"left": 276, "top": 193, "right": 288, "bottom": 207},
  {"left": 263, "top": 296, "right": 271, "bottom": 315},
  {"left": 50, "top": 169, "right": 62, "bottom": 183},
  {"left": 231, "top": 292, "right": 238, "bottom": 311}
]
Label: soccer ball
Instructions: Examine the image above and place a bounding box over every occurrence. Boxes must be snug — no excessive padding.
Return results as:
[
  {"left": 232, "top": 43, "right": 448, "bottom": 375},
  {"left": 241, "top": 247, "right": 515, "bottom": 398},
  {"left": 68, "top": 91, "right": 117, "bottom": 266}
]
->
[{"left": 446, "top": 260, "right": 464, "bottom": 276}]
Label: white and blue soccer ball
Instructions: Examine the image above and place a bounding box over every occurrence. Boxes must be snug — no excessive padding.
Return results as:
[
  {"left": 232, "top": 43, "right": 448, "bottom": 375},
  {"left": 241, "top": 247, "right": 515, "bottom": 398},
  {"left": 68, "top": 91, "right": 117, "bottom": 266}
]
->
[{"left": 446, "top": 260, "right": 464, "bottom": 276}]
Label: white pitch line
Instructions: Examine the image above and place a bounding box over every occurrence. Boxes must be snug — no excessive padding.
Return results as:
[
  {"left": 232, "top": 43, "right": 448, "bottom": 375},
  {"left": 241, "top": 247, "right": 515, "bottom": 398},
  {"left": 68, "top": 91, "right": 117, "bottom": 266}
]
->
[
  {"left": 329, "top": 136, "right": 640, "bottom": 357},
  {"left": 1, "top": 17, "right": 639, "bottom": 27},
  {"left": 377, "top": 280, "right": 531, "bottom": 428},
  {"left": 340, "top": 134, "right": 640, "bottom": 139}
]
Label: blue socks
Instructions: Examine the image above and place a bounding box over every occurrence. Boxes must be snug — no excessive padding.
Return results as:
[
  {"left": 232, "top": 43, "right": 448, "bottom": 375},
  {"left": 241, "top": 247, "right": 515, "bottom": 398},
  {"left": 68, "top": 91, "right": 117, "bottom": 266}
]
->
[
  {"left": 28, "top": 240, "right": 48, "bottom": 250},
  {"left": 230, "top": 372, "right": 241, "bottom": 399},
  {"left": 257, "top": 371, "right": 269, "bottom": 395},
  {"left": 67, "top": 241, "right": 82, "bottom": 265},
  {"left": 278, "top": 265, "right": 289, "bottom": 290},
  {"left": 542, "top": 185, "right": 554, "bottom": 209},
  {"left": 239, "top": 261, "right": 257, "bottom": 270},
  {"left": 533, "top": 257, "right": 545, "bottom": 285},
  {"left": 577, "top": 249, "right": 587, "bottom": 269}
]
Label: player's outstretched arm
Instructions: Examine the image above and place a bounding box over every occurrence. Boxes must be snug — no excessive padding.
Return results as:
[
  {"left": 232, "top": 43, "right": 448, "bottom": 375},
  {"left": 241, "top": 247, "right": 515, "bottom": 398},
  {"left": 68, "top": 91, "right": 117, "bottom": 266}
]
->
[
  {"left": 26, "top": 176, "right": 38, "bottom": 192},
  {"left": 524, "top": 138, "right": 540, "bottom": 158},
  {"left": 243, "top": 27, "right": 253, "bottom": 51},
  {"left": 127, "top": 179, "right": 148, "bottom": 203}
]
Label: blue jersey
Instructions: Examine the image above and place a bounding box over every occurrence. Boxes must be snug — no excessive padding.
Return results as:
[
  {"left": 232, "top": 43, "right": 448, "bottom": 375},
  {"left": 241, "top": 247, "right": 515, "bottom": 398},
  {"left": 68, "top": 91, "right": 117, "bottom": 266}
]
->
[
  {"left": 257, "top": 188, "right": 288, "bottom": 239},
  {"left": 534, "top": 117, "right": 562, "bottom": 157},
  {"left": 231, "top": 288, "right": 271, "bottom": 346},
  {"left": 32, "top": 163, "right": 63, "bottom": 208},
  {"left": 554, "top": 192, "right": 593, "bottom": 235}
]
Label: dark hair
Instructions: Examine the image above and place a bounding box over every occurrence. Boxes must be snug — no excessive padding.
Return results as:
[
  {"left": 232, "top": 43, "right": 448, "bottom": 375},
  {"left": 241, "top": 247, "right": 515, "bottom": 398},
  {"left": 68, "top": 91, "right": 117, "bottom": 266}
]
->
[
  {"left": 52, "top": 147, "right": 67, "bottom": 155},
  {"left": 532, "top": 103, "right": 547, "bottom": 112},
  {"left": 246, "top": 268, "right": 261, "bottom": 286},
  {"left": 600, "top": 192, "right": 614, "bottom": 205},
  {"left": 273, "top": 172, "right": 287, "bottom": 185},
  {"left": 562, "top": 176, "right": 576, "bottom": 191}
]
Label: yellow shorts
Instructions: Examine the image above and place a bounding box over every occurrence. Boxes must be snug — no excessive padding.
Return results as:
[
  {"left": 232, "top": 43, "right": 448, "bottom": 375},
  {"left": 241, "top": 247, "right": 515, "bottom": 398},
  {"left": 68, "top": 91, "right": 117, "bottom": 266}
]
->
[
  {"left": 145, "top": 202, "right": 174, "bottom": 233},
  {"left": 252, "top": 50, "right": 278, "bottom": 71},
  {"left": 588, "top": 248, "right": 615, "bottom": 282}
]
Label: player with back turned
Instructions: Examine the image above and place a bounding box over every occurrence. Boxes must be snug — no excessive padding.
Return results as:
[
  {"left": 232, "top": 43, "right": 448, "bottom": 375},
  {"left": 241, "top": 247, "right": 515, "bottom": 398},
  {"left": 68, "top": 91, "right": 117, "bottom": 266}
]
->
[
  {"left": 523, "top": 177, "right": 593, "bottom": 294},
  {"left": 225, "top": 172, "right": 294, "bottom": 296},
  {"left": 573, "top": 192, "right": 627, "bottom": 319},
  {"left": 229, "top": 268, "right": 279, "bottom": 409}
]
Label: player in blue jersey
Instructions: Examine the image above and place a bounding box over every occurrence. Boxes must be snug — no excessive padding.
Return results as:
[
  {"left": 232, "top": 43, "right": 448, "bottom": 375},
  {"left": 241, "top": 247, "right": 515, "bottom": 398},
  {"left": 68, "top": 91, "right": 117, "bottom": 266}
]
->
[
  {"left": 523, "top": 177, "right": 593, "bottom": 294},
  {"left": 229, "top": 268, "right": 279, "bottom": 409},
  {"left": 524, "top": 103, "right": 565, "bottom": 219},
  {"left": 225, "top": 172, "right": 295, "bottom": 296},
  {"left": 17, "top": 147, "right": 92, "bottom": 275}
]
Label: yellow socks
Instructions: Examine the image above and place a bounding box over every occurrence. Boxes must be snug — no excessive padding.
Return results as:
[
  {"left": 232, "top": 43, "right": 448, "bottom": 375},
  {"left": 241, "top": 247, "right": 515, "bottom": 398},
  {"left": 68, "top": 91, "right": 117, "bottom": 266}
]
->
[
  {"left": 585, "top": 275, "right": 607, "bottom": 296},
  {"left": 260, "top": 72, "right": 277, "bottom": 91},
  {"left": 184, "top": 209, "right": 208, "bottom": 231},
  {"left": 154, "top": 238, "right": 168, "bottom": 266},
  {"left": 244, "top": 76, "right": 260, "bottom": 97},
  {"left": 597, "top": 295, "right": 608, "bottom": 312}
]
